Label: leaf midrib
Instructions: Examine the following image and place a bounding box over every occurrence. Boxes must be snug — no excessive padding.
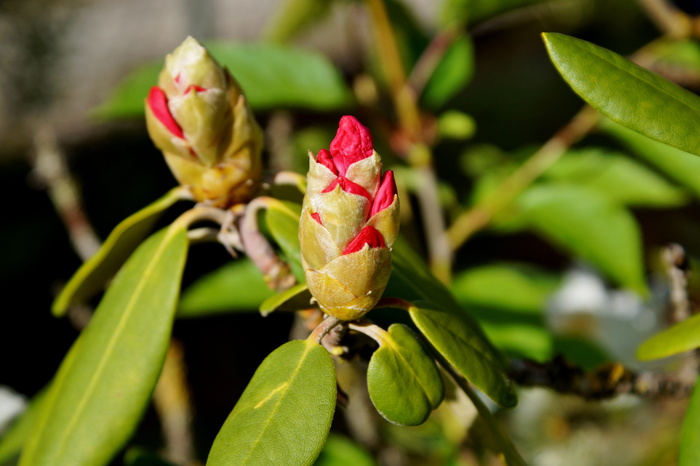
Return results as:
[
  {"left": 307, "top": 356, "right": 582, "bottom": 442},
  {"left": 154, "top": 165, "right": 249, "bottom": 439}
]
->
[{"left": 50, "top": 227, "right": 181, "bottom": 461}]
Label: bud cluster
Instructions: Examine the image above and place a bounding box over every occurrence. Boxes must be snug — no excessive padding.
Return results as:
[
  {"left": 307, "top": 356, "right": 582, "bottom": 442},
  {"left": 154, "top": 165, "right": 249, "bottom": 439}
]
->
[
  {"left": 145, "top": 37, "right": 263, "bottom": 207},
  {"left": 299, "top": 116, "right": 399, "bottom": 321}
]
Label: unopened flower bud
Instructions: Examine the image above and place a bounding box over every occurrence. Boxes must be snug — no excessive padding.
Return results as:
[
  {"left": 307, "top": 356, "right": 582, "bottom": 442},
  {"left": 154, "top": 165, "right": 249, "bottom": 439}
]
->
[
  {"left": 145, "top": 36, "right": 263, "bottom": 207},
  {"left": 299, "top": 116, "right": 399, "bottom": 321}
]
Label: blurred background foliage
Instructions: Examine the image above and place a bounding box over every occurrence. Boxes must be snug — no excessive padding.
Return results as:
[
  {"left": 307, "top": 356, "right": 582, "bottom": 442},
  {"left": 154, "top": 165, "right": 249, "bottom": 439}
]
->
[{"left": 2, "top": 0, "right": 700, "bottom": 464}]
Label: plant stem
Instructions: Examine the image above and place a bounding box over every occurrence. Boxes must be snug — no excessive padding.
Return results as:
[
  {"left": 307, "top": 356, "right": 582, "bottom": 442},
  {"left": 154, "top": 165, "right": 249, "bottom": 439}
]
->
[
  {"left": 447, "top": 105, "right": 599, "bottom": 251},
  {"left": 364, "top": 0, "right": 452, "bottom": 282}
]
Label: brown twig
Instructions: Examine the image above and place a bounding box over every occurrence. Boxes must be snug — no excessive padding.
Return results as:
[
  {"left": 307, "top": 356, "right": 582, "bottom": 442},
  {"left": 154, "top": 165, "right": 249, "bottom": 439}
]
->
[{"left": 509, "top": 357, "right": 694, "bottom": 400}]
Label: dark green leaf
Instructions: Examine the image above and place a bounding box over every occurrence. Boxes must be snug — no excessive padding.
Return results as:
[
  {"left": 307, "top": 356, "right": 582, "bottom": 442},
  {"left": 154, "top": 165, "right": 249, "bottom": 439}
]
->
[
  {"left": 409, "top": 301, "right": 517, "bottom": 408},
  {"left": 680, "top": 375, "right": 700, "bottom": 466},
  {"left": 21, "top": 226, "right": 189, "bottom": 466},
  {"left": 517, "top": 184, "right": 647, "bottom": 295},
  {"left": 543, "top": 33, "right": 700, "bottom": 157},
  {"left": 601, "top": 118, "right": 700, "bottom": 200},
  {"left": 207, "top": 340, "right": 336, "bottom": 465},
  {"left": 314, "top": 434, "right": 375, "bottom": 466},
  {"left": 177, "top": 258, "right": 275, "bottom": 318},
  {"left": 421, "top": 34, "right": 473, "bottom": 109},
  {"left": 52, "top": 187, "right": 185, "bottom": 316},
  {"left": 545, "top": 148, "right": 688, "bottom": 207},
  {"left": 367, "top": 324, "right": 444, "bottom": 426},
  {"left": 265, "top": 200, "right": 304, "bottom": 281},
  {"left": 637, "top": 313, "right": 700, "bottom": 361},
  {"left": 259, "top": 283, "right": 313, "bottom": 316},
  {"left": 96, "top": 42, "right": 353, "bottom": 119}
]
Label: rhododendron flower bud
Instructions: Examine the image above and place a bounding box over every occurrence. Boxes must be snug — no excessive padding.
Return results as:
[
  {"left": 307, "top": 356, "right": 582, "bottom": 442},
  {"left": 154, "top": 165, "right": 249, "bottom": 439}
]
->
[
  {"left": 145, "top": 36, "right": 263, "bottom": 207},
  {"left": 299, "top": 116, "right": 399, "bottom": 321}
]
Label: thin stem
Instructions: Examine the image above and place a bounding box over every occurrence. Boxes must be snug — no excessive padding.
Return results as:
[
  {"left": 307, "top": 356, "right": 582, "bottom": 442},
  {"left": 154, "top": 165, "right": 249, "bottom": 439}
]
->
[
  {"left": 447, "top": 106, "right": 599, "bottom": 251},
  {"left": 433, "top": 350, "right": 528, "bottom": 466},
  {"left": 308, "top": 316, "right": 343, "bottom": 344},
  {"left": 364, "top": 0, "right": 451, "bottom": 281}
]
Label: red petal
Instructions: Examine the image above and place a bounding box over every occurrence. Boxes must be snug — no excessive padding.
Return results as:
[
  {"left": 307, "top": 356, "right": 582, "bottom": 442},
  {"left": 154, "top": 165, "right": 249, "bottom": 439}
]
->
[
  {"left": 311, "top": 212, "right": 322, "bottom": 224},
  {"left": 370, "top": 170, "right": 396, "bottom": 217},
  {"left": 184, "top": 84, "right": 207, "bottom": 94},
  {"left": 322, "top": 176, "right": 371, "bottom": 201},
  {"left": 342, "top": 226, "right": 386, "bottom": 255},
  {"left": 147, "top": 87, "right": 184, "bottom": 139},
  {"left": 329, "top": 116, "right": 373, "bottom": 176},
  {"left": 316, "top": 149, "right": 337, "bottom": 175}
]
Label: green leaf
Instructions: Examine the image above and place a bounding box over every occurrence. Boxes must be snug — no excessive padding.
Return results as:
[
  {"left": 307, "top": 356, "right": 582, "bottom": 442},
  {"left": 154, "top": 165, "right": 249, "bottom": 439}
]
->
[
  {"left": 20, "top": 225, "right": 189, "bottom": 466},
  {"left": 259, "top": 283, "right": 313, "bottom": 316},
  {"left": 637, "top": 313, "right": 700, "bottom": 361},
  {"left": 177, "top": 258, "right": 275, "bottom": 318},
  {"left": 367, "top": 324, "right": 444, "bottom": 426},
  {"left": 265, "top": 200, "right": 304, "bottom": 281},
  {"left": 52, "top": 187, "right": 185, "bottom": 316},
  {"left": 545, "top": 147, "right": 688, "bottom": 208},
  {"left": 408, "top": 301, "right": 517, "bottom": 408},
  {"left": 421, "top": 34, "right": 473, "bottom": 109},
  {"left": 451, "top": 263, "right": 560, "bottom": 314},
  {"left": 517, "top": 184, "right": 647, "bottom": 295},
  {"left": 680, "top": 375, "right": 700, "bottom": 466},
  {"left": 543, "top": 32, "right": 700, "bottom": 157},
  {"left": 601, "top": 118, "right": 700, "bottom": 200},
  {"left": 263, "top": 0, "right": 332, "bottom": 43},
  {"left": 207, "top": 340, "right": 336, "bottom": 466},
  {"left": 451, "top": 263, "right": 560, "bottom": 361},
  {"left": 96, "top": 42, "right": 352, "bottom": 119},
  {"left": 314, "top": 434, "right": 375, "bottom": 466}
]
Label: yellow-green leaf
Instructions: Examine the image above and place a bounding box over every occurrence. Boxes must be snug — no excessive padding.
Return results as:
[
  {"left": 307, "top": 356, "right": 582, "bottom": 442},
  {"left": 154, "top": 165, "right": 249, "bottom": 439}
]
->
[
  {"left": 207, "top": 339, "right": 336, "bottom": 465},
  {"left": 52, "top": 187, "right": 186, "bottom": 316},
  {"left": 259, "top": 283, "right": 312, "bottom": 316},
  {"left": 367, "top": 324, "right": 444, "bottom": 426},
  {"left": 21, "top": 225, "right": 189, "bottom": 466},
  {"left": 680, "top": 375, "right": 700, "bottom": 466},
  {"left": 637, "top": 313, "right": 700, "bottom": 361},
  {"left": 543, "top": 32, "right": 700, "bottom": 157}
]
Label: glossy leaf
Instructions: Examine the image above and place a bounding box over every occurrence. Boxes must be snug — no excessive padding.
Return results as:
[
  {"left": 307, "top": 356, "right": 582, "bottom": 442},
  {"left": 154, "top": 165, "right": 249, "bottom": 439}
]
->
[
  {"left": 637, "top": 313, "right": 700, "bottom": 361},
  {"left": 367, "top": 324, "right": 444, "bottom": 426},
  {"left": 545, "top": 148, "right": 688, "bottom": 207},
  {"left": 96, "top": 42, "right": 352, "bottom": 119},
  {"left": 517, "top": 184, "right": 647, "bottom": 295},
  {"left": 52, "top": 187, "right": 185, "bottom": 316},
  {"left": 265, "top": 200, "right": 304, "bottom": 281},
  {"left": 207, "top": 340, "right": 336, "bottom": 466},
  {"left": 543, "top": 32, "right": 700, "bottom": 157},
  {"left": 421, "top": 34, "right": 473, "bottom": 109},
  {"left": 680, "top": 375, "right": 700, "bottom": 466},
  {"left": 20, "top": 226, "right": 189, "bottom": 466},
  {"left": 409, "top": 301, "right": 517, "bottom": 408},
  {"left": 177, "top": 258, "right": 275, "bottom": 318},
  {"left": 259, "top": 283, "right": 313, "bottom": 316},
  {"left": 601, "top": 118, "right": 700, "bottom": 200},
  {"left": 314, "top": 434, "right": 375, "bottom": 466}
]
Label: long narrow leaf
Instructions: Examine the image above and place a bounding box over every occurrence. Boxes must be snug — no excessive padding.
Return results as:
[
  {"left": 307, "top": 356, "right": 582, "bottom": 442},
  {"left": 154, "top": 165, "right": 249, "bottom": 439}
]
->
[
  {"left": 52, "top": 187, "right": 186, "bottom": 316},
  {"left": 543, "top": 32, "right": 700, "bottom": 157},
  {"left": 21, "top": 225, "right": 188, "bottom": 466}
]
